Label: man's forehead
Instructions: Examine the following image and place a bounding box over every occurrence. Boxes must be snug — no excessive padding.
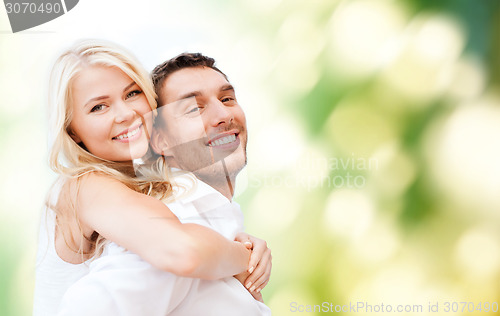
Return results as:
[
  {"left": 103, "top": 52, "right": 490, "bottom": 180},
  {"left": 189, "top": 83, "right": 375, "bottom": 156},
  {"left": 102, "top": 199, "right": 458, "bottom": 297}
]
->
[{"left": 161, "top": 67, "right": 230, "bottom": 100}]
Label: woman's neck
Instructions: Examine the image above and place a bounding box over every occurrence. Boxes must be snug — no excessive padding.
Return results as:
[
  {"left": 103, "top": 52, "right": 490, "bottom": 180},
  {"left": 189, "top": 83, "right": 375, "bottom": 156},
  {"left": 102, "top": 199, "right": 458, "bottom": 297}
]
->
[{"left": 109, "top": 161, "right": 138, "bottom": 178}]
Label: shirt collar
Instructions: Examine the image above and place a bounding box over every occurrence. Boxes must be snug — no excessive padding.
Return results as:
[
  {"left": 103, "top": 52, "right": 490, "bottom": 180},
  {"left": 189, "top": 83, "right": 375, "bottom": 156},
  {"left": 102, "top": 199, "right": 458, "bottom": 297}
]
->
[{"left": 169, "top": 169, "right": 232, "bottom": 206}]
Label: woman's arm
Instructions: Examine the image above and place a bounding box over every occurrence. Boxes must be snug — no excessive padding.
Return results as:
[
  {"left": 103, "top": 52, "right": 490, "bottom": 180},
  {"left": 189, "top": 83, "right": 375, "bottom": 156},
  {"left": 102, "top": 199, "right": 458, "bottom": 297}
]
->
[{"left": 67, "top": 173, "right": 250, "bottom": 280}]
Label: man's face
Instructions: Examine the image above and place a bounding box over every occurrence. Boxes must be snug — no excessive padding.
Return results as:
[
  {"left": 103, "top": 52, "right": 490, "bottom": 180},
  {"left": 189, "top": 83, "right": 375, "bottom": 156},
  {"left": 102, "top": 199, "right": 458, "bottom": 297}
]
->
[{"left": 153, "top": 66, "right": 247, "bottom": 182}]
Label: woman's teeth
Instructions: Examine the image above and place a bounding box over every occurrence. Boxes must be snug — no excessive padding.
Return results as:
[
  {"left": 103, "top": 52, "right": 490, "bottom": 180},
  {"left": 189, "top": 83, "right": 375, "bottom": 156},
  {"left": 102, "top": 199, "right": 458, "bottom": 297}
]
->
[
  {"left": 114, "top": 126, "right": 140, "bottom": 140},
  {"left": 209, "top": 134, "right": 236, "bottom": 146}
]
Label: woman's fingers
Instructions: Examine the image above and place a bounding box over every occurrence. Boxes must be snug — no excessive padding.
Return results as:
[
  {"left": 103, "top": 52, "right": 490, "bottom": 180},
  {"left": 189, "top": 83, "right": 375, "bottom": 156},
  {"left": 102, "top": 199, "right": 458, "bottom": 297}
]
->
[
  {"left": 255, "top": 263, "right": 272, "bottom": 293},
  {"left": 234, "top": 232, "right": 253, "bottom": 250},
  {"left": 245, "top": 248, "right": 271, "bottom": 291},
  {"left": 247, "top": 239, "right": 266, "bottom": 273},
  {"left": 235, "top": 232, "right": 273, "bottom": 293},
  {"left": 250, "top": 290, "right": 264, "bottom": 303}
]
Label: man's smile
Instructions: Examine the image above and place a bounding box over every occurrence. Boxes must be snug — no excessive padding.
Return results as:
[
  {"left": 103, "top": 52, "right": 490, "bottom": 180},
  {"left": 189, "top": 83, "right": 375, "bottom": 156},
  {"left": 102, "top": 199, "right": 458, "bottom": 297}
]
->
[
  {"left": 207, "top": 129, "right": 241, "bottom": 149},
  {"left": 208, "top": 134, "right": 237, "bottom": 147}
]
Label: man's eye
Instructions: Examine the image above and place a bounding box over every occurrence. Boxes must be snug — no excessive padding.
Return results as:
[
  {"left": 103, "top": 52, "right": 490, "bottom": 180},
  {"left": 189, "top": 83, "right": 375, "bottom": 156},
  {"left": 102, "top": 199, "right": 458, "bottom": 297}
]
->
[
  {"left": 221, "top": 97, "right": 235, "bottom": 103},
  {"left": 186, "top": 106, "right": 201, "bottom": 114},
  {"left": 90, "top": 104, "right": 106, "bottom": 112},
  {"left": 126, "top": 90, "right": 143, "bottom": 99}
]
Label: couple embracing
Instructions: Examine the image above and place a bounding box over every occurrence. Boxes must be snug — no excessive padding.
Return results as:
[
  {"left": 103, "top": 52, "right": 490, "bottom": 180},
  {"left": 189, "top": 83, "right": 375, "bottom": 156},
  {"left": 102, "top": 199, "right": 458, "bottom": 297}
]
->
[{"left": 33, "top": 40, "right": 272, "bottom": 316}]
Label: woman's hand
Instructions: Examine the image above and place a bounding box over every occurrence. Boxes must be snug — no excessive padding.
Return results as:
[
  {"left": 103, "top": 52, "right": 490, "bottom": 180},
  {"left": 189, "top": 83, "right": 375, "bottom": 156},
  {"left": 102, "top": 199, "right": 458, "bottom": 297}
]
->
[{"left": 234, "top": 232, "right": 272, "bottom": 299}]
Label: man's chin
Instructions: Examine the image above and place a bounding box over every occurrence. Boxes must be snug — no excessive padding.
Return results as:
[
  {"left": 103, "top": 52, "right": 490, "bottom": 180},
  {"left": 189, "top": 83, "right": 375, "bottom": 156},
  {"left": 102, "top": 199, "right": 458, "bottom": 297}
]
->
[{"left": 193, "top": 154, "right": 245, "bottom": 180}]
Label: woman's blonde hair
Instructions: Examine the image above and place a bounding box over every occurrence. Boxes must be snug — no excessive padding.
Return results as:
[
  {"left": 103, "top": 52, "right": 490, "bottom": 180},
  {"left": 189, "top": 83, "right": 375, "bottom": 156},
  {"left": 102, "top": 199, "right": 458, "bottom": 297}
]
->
[{"left": 47, "top": 39, "right": 171, "bottom": 260}]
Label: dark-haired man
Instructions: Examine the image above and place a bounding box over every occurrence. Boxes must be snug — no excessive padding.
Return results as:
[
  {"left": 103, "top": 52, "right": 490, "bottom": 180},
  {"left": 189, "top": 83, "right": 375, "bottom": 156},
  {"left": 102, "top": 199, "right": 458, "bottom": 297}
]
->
[{"left": 151, "top": 52, "right": 247, "bottom": 200}]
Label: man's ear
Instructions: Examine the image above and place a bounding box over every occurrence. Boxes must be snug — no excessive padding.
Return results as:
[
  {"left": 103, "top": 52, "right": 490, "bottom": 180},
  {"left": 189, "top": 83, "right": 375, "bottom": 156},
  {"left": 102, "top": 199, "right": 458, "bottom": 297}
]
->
[
  {"left": 151, "top": 130, "right": 173, "bottom": 157},
  {"left": 68, "top": 128, "right": 81, "bottom": 143}
]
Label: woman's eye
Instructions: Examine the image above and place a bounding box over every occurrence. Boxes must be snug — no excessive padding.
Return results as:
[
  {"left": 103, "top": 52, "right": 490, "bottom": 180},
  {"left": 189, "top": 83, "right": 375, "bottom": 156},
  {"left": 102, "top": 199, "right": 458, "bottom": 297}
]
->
[
  {"left": 126, "top": 90, "right": 143, "bottom": 99},
  {"left": 90, "top": 104, "right": 106, "bottom": 112}
]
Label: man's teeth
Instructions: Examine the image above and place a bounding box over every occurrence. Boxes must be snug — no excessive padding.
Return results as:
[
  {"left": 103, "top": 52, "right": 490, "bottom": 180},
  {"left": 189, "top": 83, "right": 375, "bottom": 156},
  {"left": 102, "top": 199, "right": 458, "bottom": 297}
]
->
[
  {"left": 114, "top": 126, "right": 140, "bottom": 140},
  {"left": 209, "top": 134, "right": 236, "bottom": 146}
]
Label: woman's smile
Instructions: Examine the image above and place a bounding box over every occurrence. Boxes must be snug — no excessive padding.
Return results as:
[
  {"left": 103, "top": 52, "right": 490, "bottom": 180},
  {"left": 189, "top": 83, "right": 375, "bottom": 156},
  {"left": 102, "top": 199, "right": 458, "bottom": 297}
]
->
[{"left": 112, "top": 123, "right": 143, "bottom": 142}]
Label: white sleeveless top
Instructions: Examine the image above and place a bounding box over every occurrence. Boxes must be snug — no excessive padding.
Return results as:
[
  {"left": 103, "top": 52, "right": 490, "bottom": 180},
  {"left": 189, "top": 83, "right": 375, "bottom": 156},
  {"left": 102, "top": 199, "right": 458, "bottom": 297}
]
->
[{"left": 32, "top": 178, "right": 90, "bottom": 316}]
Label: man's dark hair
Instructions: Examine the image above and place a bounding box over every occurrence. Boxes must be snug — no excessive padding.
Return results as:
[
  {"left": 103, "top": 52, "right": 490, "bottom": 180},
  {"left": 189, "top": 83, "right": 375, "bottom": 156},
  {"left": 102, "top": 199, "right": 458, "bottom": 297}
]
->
[{"left": 152, "top": 52, "right": 228, "bottom": 106}]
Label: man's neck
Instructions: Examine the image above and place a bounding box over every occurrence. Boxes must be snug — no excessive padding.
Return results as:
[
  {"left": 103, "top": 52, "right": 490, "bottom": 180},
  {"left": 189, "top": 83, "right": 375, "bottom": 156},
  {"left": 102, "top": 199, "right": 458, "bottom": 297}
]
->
[
  {"left": 166, "top": 157, "right": 238, "bottom": 200},
  {"left": 195, "top": 172, "right": 236, "bottom": 200}
]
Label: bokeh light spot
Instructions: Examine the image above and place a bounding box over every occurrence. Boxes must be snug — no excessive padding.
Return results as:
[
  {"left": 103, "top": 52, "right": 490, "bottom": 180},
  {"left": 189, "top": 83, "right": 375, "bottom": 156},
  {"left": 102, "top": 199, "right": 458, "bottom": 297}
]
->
[
  {"left": 324, "top": 189, "right": 374, "bottom": 240},
  {"left": 454, "top": 227, "right": 500, "bottom": 280}
]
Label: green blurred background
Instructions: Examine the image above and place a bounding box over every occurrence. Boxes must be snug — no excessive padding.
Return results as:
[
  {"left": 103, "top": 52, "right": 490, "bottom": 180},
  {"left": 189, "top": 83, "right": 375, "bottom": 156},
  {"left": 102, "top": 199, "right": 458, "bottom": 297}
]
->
[{"left": 1, "top": 0, "right": 499, "bottom": 315}]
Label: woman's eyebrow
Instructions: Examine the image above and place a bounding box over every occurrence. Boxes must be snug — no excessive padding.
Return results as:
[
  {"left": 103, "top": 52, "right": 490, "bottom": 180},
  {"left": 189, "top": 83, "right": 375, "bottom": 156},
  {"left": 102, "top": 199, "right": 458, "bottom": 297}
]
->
[
  {"left": 123, "top": 81, "right": 136, "bottom": 92},
  {"left": 84, "top": 82, "right": 137, "bottom": 108},
  {"left": 84, "top": 95, "right": 108, "bottom": 108}
]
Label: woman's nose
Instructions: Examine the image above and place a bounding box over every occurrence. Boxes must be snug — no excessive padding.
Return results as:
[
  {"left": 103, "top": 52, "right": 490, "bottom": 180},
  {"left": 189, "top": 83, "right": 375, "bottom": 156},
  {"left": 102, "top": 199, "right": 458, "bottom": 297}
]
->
[{"left": 114, "top": 101, "right": 135, "bottom": 123}]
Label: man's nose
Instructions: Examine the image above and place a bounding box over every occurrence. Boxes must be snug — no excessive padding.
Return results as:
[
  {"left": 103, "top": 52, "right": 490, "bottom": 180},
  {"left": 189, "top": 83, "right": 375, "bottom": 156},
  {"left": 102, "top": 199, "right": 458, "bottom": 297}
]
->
[
  {"left": 207, "top": 99, "right": 233, "bottom": 126},
  {"left": 114, "top": 100, "right": 135, "bottom": 123}
]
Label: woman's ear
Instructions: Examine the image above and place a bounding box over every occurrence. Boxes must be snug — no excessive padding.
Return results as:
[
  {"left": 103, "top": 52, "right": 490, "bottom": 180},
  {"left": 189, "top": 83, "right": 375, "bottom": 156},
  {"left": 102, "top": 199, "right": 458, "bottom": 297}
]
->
[{"left": 151, "top": 130, "right": 172, "bottom": 157}]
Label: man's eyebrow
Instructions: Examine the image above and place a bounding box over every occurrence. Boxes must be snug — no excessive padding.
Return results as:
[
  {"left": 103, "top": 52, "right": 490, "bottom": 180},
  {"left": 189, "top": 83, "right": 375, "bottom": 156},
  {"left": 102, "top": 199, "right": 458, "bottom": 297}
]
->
[
  {"left": 177, "top": 91, "right": 201, "bottom": 101},
  {"left": 221, "top": 84, "right": 234, "bottom": 92},
  {"left": 84, "top": 82, "right": 136, "bottom": 108},
  {"left": 173, "top": 84, "right": 234, "bottom": 103}
]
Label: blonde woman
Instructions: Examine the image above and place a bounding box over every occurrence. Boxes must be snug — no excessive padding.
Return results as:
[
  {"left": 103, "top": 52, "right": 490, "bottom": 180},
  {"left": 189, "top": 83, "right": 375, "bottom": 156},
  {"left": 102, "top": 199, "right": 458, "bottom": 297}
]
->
[{"left": 33, "top": 40, "right": 268, "bottom": 315}]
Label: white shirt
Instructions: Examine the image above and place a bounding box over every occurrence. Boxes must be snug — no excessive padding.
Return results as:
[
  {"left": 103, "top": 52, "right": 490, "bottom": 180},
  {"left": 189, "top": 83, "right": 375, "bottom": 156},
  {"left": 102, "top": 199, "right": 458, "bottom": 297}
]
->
[
  {"left": 56, "top": 173, "right": 271, "bottom": 316},
  {"left": 33, "top": 178, "right": 91, "bottom": 316}
]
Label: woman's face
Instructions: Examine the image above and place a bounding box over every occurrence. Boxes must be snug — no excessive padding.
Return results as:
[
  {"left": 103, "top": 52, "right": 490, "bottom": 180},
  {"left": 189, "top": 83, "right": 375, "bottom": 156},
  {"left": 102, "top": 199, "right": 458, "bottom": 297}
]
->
[{"left": 69, "top": 65, "right": 152, "bottom": 162}]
